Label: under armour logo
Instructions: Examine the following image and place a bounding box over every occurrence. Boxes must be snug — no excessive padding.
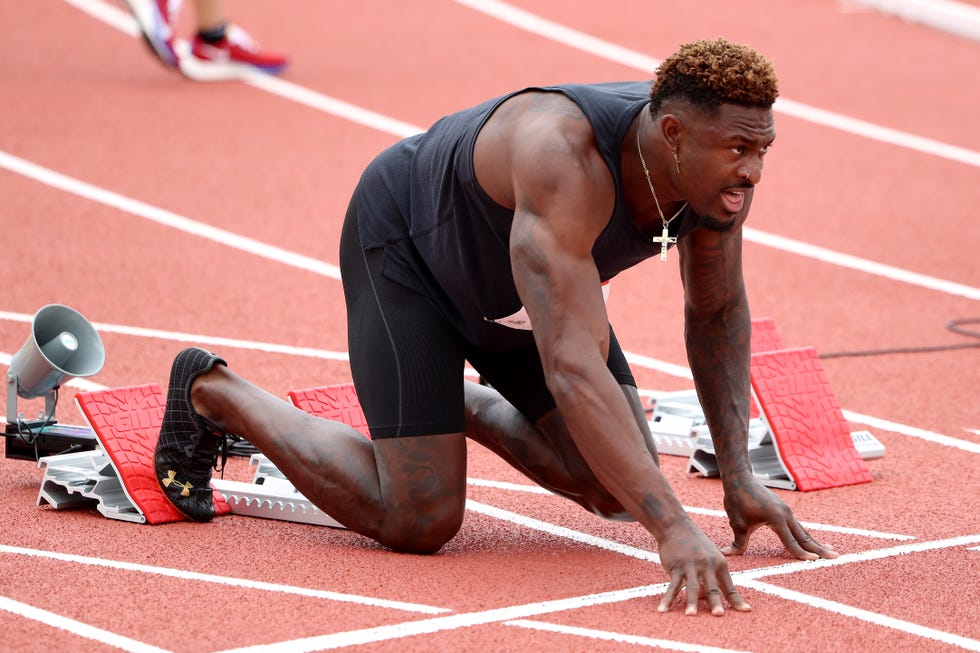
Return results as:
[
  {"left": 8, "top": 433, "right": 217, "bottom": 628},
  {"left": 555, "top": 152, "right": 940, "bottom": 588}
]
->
[{"left": 162, "top": 469, "right": 193, "bottom": 497}]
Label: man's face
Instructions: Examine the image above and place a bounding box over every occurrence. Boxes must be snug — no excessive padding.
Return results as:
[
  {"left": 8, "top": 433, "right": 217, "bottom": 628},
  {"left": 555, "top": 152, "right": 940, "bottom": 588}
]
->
[{"left": 675, "top": 103, "right": 775, "bottom": 229}]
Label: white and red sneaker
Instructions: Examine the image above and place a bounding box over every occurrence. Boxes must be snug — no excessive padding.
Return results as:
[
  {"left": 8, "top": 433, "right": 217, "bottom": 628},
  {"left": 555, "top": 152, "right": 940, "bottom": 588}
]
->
[
  {"left": 179, "top": 25, "right": 288, "bottom": 80},
  {"left": 124, "top": 0, "right": 182, "bottom": 68}
]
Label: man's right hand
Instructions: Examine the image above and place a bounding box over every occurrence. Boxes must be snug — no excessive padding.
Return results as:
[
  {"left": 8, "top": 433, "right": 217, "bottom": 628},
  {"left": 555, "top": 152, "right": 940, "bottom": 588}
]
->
[{"left": 656, "top": 520, "right": 752, "bottom": 616}]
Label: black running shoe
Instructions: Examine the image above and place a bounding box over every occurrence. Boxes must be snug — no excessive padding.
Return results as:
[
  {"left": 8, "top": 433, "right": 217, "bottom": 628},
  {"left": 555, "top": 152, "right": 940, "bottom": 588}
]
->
[{"left": 154, "top": 347, "right": 228, "bottom": 522}]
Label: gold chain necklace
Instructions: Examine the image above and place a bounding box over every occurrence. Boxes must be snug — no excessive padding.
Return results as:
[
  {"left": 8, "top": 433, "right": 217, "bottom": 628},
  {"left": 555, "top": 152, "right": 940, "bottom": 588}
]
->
[{"left": 636, "top": 113, "right": 685, "bottom": 262}]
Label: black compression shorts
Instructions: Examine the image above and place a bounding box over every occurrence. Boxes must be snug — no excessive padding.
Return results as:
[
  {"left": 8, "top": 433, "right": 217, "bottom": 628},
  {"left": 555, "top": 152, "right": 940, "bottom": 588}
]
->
[{"left": 339, "top": 202, "right": 636, "bottom": 439}]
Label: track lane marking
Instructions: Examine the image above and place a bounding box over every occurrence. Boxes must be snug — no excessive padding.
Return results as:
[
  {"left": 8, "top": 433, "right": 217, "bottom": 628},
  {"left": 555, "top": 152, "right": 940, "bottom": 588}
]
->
[
  {"left": 206, "top": 534, "right": 980, "bottom": 653},
  {"left": 468, "top": 478, "right": 915, "bottom": 541},
  {"left": 0, "top": 545, "right": 449, "bottom": 614},
  {"left": 4, "top": 132, "right": 978, "bottom": 304},
  {"left": 849, "top": 0, "right": 980, "bottom": 42},
  {"left": 739, "top": 579, "right": 980, "bottom": 651},
  {"left": 733, "top": 534, "right": 980, "bottom": 582},
  {"left": 466, "top": 499, "right": 661, "bottom": 562},
  {"left": 0, "top": 151, "right": 342, "bottom": 281},
  {"left": 211, "top": 584, "right": 674, "bottom": 653},
  {"left": 505, "top": 619, "right": 752, "bottom": 653},
  {"left": 742, "top": 227, "right": 980, "bottom": 301},
  {"left": 2, "top": 312, "right": 978, "bottom": 454},
  {"left": 67, "top": 0, "right": 980, "bottom": 168},
  {"left": 0, "top": 595, "right": 173, "bottom": 653},
  {"left": 49, "top": 1, "right": 980, "bottom": 299},
  {"left": 454, "top": 0, "right": 980, "bottom": 168}
]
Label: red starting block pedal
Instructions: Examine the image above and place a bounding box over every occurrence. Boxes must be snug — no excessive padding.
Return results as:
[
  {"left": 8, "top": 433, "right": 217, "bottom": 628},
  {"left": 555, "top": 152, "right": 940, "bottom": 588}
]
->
[
  {"left": 75, "top": 384, "right": 230, "bottom": 523},
  {"left": 750, "top": 316, "right": 784, "bottom": 354},
  {"left": 288, "top": 384, "right": 371, "bottom": 438},
  {"left": 750, "top": 347, "right": 872, "bottom": 491},
  {"left": 748, "top": 317, "right": 784, "bottom": 420}
]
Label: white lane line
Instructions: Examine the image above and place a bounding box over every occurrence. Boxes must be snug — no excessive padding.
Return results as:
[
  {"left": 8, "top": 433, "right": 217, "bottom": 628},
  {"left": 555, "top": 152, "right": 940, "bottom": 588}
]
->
[
  {"left": 454, "top": 0, "right": 980, "bottom": 169},
  {"left": 5, "top": 122, "right": 979, "bottom": 305},
  {"left": 739, "top": 579, "right": 980, "bottom": 651},
  {"left": 505, "top": 619, "right": 752, "bottom": 653},
  {"left": 2, "top": 309, "right": 977, "bottom": 454},
  {"left": 63, "top": 0, "right": 421, "bottom": 138},
  {"left": 468, "top": 478, "right": 915, "bottom": 541},
  {"left": 0, "top": 545, "right": 449, "bottom": 614},
  {"left": 0, "top": 151, "right": 342, "bottom": 281},
  {"left": 466, "top": 477, "right": 553, "bottom": 494},
  {"left": 63, "top": 0, "right": 138, "bottom": 34},
  {"left": 680, "top": 505, "right": 915, "bottom": 541},
  {"left": 848, "top": 0, "right": 980, "bottom": 42},
  {"left": 211, "top": 583, "right": 673, "bottom": 653},
  {"left": 468, "top": 494, "right": 916, "bottom": 554},
  {"left": 743, "top": 227, "right": 980, "bottom": 301},
  {"left": 624, "top": 351, "right": 694, "bottom": 380},
  {"left": 733, "top": 533, "right": 980, "bottom": 582},
  {"left": 208, "top": 534, "right": 980, "bottom": 653},
  {"left": 70, "top": 0, "right": 980, "bottom": 169},
  {"left": 51, "top": 1, "right": 980, "bottom": 299},
  {"left": 841, "top": 409, "right": 980, "bottom": 455},
  {"left": 0, "top": 595, "right": 173, "bottom": 653},
  {"left": 244, "top": 74, "right": 420, "bottom": 139},
  {"left": 466, "top": 499, "right": 661, "bottom": 562}
]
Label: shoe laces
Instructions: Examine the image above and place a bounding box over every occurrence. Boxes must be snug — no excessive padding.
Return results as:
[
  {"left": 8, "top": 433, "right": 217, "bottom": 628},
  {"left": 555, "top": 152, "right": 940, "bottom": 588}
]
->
[{"left": 185, "top": 425, "right": 229, "bottom": 479}]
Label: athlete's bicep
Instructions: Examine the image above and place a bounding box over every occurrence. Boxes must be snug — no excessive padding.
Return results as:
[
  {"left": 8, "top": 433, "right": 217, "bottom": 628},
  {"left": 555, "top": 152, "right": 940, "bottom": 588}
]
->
[{"left": 507, "top": 118, "right": 614, "bottom": 369}]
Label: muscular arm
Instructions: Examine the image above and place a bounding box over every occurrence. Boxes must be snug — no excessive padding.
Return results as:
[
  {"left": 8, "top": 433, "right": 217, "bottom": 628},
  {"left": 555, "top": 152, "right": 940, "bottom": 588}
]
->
[
  {"left": 678, "top": 209, "right": 838, "bottom": 561},
  {"left": 503, "top": 97, "right": 690, "bottom": 541},
  {"left": 678, "top": 222, "right": 754, "bottom": 485},
  {"left": 469, "top": 91, "right": 759, "bottom": 614},
  {"left": 496, "top": 96, "right": 749, "bottom": 615}
]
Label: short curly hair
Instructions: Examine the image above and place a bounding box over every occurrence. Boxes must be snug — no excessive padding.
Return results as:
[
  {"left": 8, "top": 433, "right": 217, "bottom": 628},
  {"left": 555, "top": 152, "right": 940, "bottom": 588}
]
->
[{"left": 649, "top": 38, "right": 778, "bottom": 114}]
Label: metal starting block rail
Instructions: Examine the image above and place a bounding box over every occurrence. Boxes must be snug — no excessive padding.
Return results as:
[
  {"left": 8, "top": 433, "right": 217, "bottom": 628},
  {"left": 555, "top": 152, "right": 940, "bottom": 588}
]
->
[
  {"left": 212, "top": 477, "right": 345, "bottom": 529},
  {"left": 643, "top": 317, "right": 881, "bottom": 491},
  {"left": 682, "top": 424, "right": 884, "bottom": 491},
  {"left": 646, "top": 386, "right": 885, "bottom": 491},
  {"left": 37, "top": 449, "right": 147, "bottom": 523},
  {"left": 34, "top": 447, "right": 345, "bottom": 528},
  {"left": 647, "top": 389, "right": 885, "bottom": 459}
]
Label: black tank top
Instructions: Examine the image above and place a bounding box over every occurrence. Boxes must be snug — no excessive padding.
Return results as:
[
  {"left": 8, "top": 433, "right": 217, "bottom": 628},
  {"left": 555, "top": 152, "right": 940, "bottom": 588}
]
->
[{"left": 352, "top": 81, "right": 699, "bottom": 349}]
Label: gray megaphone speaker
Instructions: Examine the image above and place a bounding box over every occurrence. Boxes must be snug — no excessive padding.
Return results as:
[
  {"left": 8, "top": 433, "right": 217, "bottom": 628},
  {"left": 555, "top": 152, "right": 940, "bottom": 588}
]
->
[{"left": 7, "top": 304, "right": 105, "bottom": 425}]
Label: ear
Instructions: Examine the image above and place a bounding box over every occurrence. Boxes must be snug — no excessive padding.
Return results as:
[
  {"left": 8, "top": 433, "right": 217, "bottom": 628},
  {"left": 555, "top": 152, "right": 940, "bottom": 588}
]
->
[{"left": 659, "top": 113, "right": 684, "bottom": 153}]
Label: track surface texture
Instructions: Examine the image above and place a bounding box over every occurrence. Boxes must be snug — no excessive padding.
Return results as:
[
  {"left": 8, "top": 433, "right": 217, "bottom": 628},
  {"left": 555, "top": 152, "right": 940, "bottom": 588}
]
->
[{"left": 0, "top": 1, "right": 978, "bottom": 652}]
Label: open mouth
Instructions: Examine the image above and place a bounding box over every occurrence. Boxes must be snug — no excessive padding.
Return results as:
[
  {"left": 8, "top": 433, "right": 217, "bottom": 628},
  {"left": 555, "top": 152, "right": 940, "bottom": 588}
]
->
[{"left": 721, "top": 189, "right": 746, "bottom": 214}]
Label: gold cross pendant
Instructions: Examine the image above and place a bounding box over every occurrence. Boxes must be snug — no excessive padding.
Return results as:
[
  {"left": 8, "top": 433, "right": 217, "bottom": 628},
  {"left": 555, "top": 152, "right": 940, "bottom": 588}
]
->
[{"left": 652, "top": 226, "right": 677, "bottom": 262}]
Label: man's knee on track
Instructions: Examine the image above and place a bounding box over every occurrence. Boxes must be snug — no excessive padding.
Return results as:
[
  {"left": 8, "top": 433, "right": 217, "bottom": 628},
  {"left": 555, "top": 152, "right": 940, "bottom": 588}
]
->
[{"left": 379, "top": 502, "right": 465, "bottom": 555}]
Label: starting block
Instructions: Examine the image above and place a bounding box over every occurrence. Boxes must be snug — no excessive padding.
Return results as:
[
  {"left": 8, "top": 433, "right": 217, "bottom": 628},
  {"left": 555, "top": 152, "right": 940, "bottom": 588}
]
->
[
  {"left": 646, "top": 317, "right": 787, "bottom": 455},
  {"left": 744, "top": 347, "right": 873, "bottom": 490},
  {"left": 37, "top": 449, "right": 149, "bottom": 523},
  {"left": 288, "top": 384, "right": 371, "bottom": 439},
  {"left": 34, "top": 384, "right": 345, "bottom": 527},
  {"left": 66, "top": 384, "right": 231, "bottom": 524},
  {"left": 647, "top": 318, "right": 881, "bottom": 491}
]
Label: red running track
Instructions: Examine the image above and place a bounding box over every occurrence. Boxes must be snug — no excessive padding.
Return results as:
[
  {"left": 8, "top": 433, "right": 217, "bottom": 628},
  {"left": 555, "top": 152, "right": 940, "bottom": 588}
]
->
[{"left": 0, "top": 1, "right": 978, "bottom": 651}]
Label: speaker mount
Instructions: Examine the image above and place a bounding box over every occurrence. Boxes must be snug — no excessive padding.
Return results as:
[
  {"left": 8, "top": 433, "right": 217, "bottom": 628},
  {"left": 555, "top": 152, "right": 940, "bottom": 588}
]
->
[{"left": 5, "top": 304, "right": 105, "bottom": 461}]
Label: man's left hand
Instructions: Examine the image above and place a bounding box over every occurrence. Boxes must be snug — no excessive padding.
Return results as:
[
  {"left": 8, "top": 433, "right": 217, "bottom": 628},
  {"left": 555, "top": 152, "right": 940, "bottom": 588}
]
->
[{"left": 721, "top": 476, "right": 839, "bottom": 560}]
